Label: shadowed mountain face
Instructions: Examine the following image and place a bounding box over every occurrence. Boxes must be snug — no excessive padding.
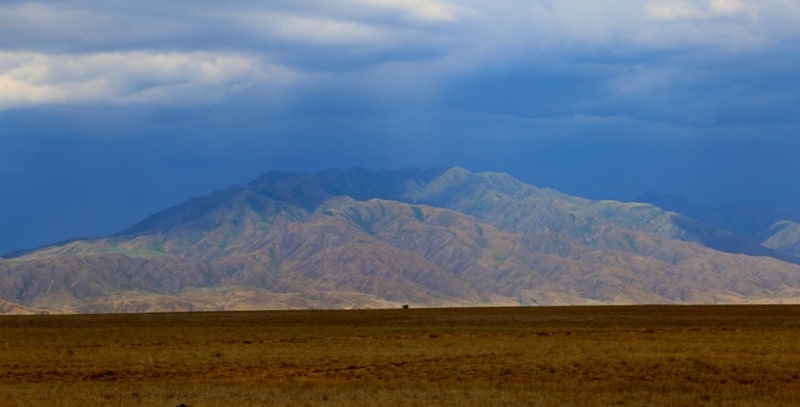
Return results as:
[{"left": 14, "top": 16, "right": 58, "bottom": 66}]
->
[
  {"left": 637, "top": 192, "right": 800, "bottom": 262},
  {"left": 4, "top": 167, "right": 800, "bottom": 314},
  {"left": 638, "top": 192, "right": 800, "bottom": 238},
  {"left": 122, "top": 167, "right": 446, "bottom": 237}
]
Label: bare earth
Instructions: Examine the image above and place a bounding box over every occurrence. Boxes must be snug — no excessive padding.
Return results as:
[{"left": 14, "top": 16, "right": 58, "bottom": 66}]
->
[{"left": 2, "top": 305, "right": 800, "bottom": 406}]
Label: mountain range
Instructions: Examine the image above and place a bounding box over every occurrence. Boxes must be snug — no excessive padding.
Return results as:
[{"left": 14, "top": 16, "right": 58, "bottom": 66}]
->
[
  {"left": 637, "top": 191, "right": 800, "bottom": 259},
  {"left": 3, "top": 167, "right": 800, "bottom": 314}
]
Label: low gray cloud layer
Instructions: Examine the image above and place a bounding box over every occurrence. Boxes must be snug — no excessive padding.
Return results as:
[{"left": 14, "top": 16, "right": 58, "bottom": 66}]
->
[{"left": 2, "top": 0, "right": 799, "bottom": 124}]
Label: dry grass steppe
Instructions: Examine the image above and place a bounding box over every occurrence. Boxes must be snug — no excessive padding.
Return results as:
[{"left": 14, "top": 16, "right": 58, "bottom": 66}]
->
[{"left": 1, "top": 305, "right": 800, "bottom": 406}]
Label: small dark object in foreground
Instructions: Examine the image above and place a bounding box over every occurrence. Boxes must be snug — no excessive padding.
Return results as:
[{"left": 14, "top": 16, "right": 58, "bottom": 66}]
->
[{"left": 402, "top": 304, "right": 409, "bottom": 309}]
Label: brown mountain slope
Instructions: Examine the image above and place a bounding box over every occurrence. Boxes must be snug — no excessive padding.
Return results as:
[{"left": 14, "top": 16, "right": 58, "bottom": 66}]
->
[
  {"left": 0, "top": 298, "right": 41, "bottom": 315},
  {"left": 4, "top": 167, "right": 800, "bottom": 314},
  {"left": 5, "top": 193, "right": 800, "bottom": 313}
]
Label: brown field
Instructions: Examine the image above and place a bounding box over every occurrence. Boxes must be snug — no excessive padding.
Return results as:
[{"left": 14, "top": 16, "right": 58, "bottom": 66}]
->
[{"left": 1, "top": 305, "right": 800, "bottom": 406}]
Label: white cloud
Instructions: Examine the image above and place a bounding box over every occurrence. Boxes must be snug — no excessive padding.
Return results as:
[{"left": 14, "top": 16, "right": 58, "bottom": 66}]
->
[
  {"left": 645, "top": 1, "right": 706, "bottom": 20},
  {"left": 0, "top": 2, "right": 189, "bottom": 48},
  {"left": 645, "top": 0, "right": 755, "bottom": 21},
  {"left": 236, "top": 12, "right": 389, "bottom": 47},
  {"left": 353, "top": 0, "right": 467, "bottom": 23},
  {"left": 0, "top": 2, "right": 83, "bottom": 27},
  {"left": 0, "top": 51, "right": 297, "bottom": 110},
  {"left": 709, "top": 0, "right": 752, "bottom": 15},
  {"left": 2, "top": 0, "right": 800, "bottom": 111},
  {"left": 519, "top": 0, "right": 776, "bottom": 52}
]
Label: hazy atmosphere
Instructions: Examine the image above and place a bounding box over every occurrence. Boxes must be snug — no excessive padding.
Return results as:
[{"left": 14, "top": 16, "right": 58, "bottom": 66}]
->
[{"left": 2, "top": 0, "right": 800, "bottom": 255}]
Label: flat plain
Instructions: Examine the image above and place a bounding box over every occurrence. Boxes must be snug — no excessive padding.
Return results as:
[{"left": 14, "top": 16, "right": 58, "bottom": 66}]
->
[{"left": 2, "top": 305, "right": 800, "bottom": 406}]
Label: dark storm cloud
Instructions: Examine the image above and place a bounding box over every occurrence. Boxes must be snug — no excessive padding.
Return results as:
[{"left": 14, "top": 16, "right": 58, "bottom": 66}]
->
[{"left": 3, "top": 0, "right": 798, "bottom": 119}]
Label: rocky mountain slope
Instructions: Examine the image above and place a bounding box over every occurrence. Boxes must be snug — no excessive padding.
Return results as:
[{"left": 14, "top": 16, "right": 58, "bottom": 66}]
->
[
  {"left": 760, "top": 220, "right": 800, "bottom": 258},
  {"left": 3, "top": 167, "right": 800, "bottom": 314}
]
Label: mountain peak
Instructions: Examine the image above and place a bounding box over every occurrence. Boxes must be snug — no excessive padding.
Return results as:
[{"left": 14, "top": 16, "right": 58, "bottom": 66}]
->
[{"left": 439, "top": 166, "right": 472, "bottom": 180}]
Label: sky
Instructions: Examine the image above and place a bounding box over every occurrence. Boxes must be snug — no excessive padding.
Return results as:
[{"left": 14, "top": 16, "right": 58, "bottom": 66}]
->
[{"left": 1, "top": 0, "right": 800, "bottom": 254}]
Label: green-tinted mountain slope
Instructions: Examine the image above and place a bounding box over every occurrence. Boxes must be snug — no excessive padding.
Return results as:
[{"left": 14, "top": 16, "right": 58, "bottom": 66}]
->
[{"left": 760, "top": 220, "right": 800, "bottom": 258}]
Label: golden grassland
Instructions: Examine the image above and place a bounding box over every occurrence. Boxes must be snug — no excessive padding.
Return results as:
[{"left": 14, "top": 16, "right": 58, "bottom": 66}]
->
[{"left": 2, "top": 305, "right": 800, "bottom": 406}]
